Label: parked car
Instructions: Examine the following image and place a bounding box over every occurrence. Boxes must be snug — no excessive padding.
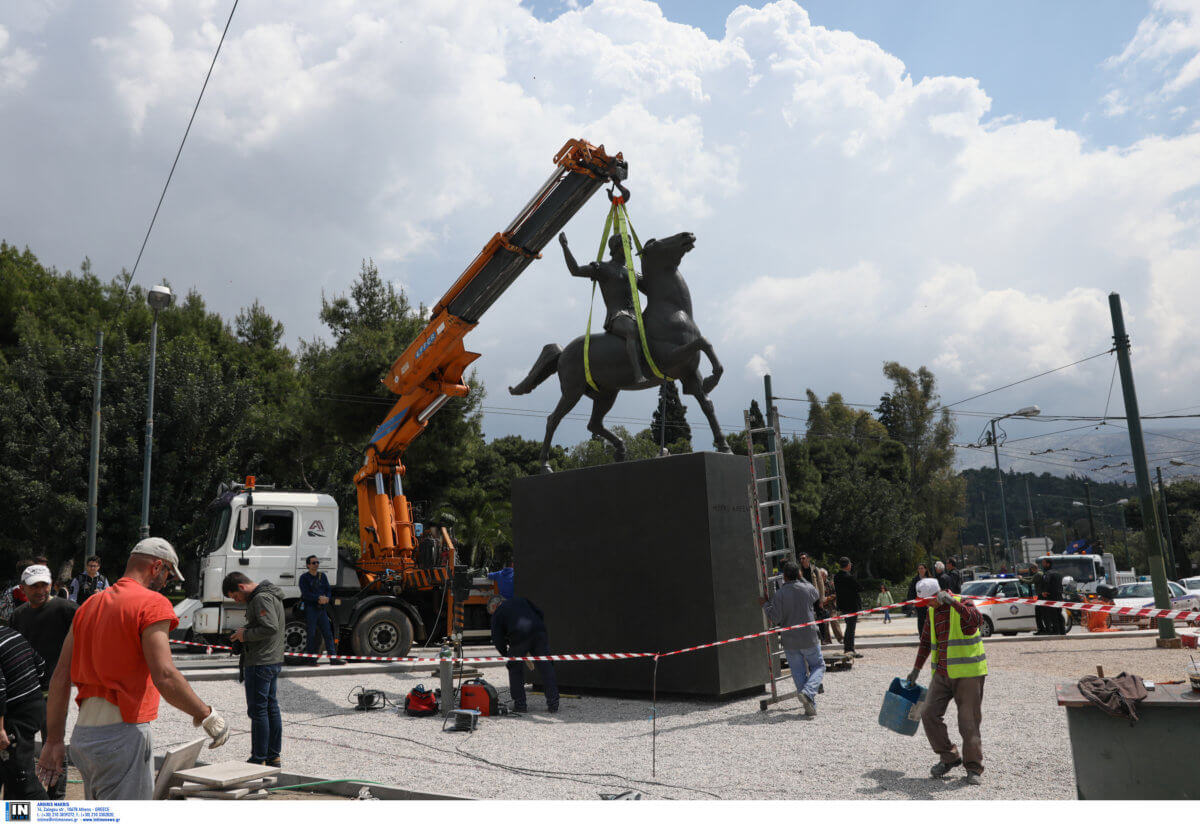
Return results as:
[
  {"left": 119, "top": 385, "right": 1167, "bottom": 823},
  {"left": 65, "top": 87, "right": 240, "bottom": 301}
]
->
[
  {"left": 1111, "top": 581, "right": 1200, "bottom": 616},
  {"left": 959, "top": 577, "right": 1073, "bottom": 638}
]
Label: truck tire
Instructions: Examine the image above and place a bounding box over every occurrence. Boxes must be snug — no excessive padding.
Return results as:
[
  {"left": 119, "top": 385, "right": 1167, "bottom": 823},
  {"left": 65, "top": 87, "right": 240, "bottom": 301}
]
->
[{"left": 352, "top": 606, "right": 413, "bottom": 660}]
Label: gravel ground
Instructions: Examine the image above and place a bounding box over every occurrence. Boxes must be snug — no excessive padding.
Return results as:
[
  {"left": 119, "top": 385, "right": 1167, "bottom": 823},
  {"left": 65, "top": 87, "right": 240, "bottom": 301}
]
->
[{"left": 100, "top": 637, "right": 1198, "bottom": 800}]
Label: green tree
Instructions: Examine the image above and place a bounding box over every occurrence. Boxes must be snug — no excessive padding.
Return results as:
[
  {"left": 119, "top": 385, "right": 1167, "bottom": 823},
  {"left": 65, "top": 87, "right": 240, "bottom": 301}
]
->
[
  {"left": 876, "top": 362, "right": 964, "bottom": 560},
  {"left": 650, "top": 382, "right": 692, "bottom": 453}
]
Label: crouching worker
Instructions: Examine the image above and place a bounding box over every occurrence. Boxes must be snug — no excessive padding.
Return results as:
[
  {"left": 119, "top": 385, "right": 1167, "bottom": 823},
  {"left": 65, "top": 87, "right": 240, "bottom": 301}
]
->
[
  {"left": 762, "top": 561, "right": 824, "bottom": 716},
  {"left": 906, "top": 577, "right": 987, "bottom": 785},
  {"left": 487, "top": 595, "right": 559, "bottom": 714}
]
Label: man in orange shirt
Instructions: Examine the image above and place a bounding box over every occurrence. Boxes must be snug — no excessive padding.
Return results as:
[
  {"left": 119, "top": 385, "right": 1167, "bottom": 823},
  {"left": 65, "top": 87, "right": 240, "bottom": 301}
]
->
[{"left": 35, "top": 538, "right": 230, "bottom": 800}]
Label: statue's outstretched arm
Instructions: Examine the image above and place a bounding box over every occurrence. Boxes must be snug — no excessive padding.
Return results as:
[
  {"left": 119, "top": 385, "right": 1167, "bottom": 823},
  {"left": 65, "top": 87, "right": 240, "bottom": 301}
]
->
[{"left": 559, "top": 232, "right": 585, "bottom": 277}]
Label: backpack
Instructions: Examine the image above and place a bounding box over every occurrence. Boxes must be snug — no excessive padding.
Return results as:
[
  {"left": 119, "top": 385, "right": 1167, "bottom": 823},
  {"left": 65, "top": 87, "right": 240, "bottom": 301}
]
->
[{"left": 404, "top": 684, "right": 439, "bottom": 717}]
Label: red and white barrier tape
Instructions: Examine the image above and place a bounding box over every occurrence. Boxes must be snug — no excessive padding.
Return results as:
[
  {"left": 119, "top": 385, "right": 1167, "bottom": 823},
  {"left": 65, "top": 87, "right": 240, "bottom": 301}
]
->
[{"left": 168, "top": 594, "right": 1199, "bottom": 665}]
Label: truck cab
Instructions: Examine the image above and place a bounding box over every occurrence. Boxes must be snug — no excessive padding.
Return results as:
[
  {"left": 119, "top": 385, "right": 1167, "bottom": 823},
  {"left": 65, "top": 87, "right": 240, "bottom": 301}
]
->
[{"left": 180, "top": 488, "right": 340, "bottom": 641}]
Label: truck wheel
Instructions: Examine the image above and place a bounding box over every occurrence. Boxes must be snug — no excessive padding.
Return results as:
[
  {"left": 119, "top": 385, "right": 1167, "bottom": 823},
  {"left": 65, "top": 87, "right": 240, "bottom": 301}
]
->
[
  {"left": 352, "top": 606, "right": 413, "bottom": 660},
  {"left": 284, "top": 618, "right": 317, "bottom": 663}
]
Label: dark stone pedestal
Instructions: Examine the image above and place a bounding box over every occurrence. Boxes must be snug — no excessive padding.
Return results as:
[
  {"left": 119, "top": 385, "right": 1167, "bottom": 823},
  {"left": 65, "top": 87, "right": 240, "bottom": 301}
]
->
[{"left": 511, "top": 451, "right": 772, "bottom": 697}]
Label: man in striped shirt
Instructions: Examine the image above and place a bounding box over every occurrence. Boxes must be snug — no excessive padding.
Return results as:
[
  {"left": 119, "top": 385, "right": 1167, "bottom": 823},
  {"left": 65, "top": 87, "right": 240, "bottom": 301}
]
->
[
  {"left": 0, "top": 626, "right": 48, "bottom": 799},
  {"left": 907, "top": 577, "right": 988, "bottom": 785}
]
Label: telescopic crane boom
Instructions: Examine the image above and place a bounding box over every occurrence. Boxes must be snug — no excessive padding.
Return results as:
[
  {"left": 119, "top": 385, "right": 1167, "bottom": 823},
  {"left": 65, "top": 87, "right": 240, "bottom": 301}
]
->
[{"left": 354, "top": 139, "right": 626, "bottom": 578}]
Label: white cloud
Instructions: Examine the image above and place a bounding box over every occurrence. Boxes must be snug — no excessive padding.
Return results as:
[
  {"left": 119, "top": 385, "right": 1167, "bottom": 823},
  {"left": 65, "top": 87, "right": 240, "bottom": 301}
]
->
[
  {"left": 0, "top": 25, "right": 38, "bottom": 91},
  {"left": 3, "top": 0, "right": 1200, "bottom": 464}
]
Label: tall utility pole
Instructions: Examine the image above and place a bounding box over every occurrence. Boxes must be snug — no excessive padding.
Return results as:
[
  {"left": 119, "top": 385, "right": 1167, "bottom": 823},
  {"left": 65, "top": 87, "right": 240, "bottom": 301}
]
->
[
  {"left": 1083, "top": 481, "right": 1097, "bottom": 543},
  {"left": 981, "top": 490, "right": 994, "bottom": 570},
  {"left": 1025, "top": 480, "right": 1037, "bottom": 538},
  {"left": 1155, "top": 467, "right": 1178, "bottom": 577},
  {"left": 989, "top": 420, "right": 1012, "bottom": 569},
  {"left": 140, "top": 283, "right": 173, "bottom": 539},
  {"left": 1109, "top": 293, "right": 1177, "bottom": 645},
  {"left": 86, "top": 330, "right": 104, "bottom": 558}
]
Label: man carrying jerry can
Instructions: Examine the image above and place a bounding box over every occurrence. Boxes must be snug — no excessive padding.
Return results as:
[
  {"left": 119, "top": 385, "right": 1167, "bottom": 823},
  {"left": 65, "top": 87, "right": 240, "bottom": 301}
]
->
[{"left": 906, "top": 577, "right": 987, "bottom": 786}]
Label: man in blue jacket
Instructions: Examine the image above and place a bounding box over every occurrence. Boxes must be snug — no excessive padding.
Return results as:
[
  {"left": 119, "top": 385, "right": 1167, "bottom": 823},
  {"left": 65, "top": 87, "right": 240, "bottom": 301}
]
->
[
  {"left": 298, "top": 557, "right": 345, "bottom": 665},
  {"left": 487, "top": 559, "right": 515, "bottom": 599},
  {"left": 488, "top": 595, "right": 559, "bottom": 713}
]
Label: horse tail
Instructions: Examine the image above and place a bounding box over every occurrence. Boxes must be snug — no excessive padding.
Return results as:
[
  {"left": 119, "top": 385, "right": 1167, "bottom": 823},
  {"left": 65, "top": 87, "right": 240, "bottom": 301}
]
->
[{"left": 509, "top": 343, "right": 562, "bottom": 395}]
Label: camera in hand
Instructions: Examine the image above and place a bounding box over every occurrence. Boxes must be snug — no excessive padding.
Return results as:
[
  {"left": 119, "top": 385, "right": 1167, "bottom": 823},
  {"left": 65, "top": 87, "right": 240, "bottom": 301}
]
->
[{"left": 230, "top": 639, "right": 244, "bottom": 656}]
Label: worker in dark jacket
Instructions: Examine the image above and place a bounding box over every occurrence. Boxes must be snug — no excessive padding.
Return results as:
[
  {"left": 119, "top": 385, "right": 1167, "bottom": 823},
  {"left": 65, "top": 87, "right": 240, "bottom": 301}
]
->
[
  {"left": 223, "top": 574, "right": 285, "bottom": 767},
  {"left": 1024, "top": 565, "right": 1048, "bottom": 634},
  {"left": 298, "top": 556, "right": 345, "bottom": 666},
  {"left": 488, "top": 595, "right": 559, "bottom": 714},
  {"left": 1039, "top": 558, "right": 1065, "bottom": 635},
  {"left": 832, "top": 557, "right": 864, "bottom": 657}
]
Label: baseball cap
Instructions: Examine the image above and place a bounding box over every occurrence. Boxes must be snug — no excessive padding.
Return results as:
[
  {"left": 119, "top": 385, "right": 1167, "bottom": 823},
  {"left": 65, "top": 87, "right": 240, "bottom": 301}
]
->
[
  {"left": 915, "top": 577, "right": 941, "bottom": 599},
  {"left": 21, "top": 564, "right": 52, "bottom": 586},
  {"left": 131, "top": 537, "right": 185, "bottom": 581}
]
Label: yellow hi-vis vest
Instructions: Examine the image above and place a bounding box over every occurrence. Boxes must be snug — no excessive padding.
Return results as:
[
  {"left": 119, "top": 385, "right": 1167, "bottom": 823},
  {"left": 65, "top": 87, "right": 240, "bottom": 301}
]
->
[{"left": 927, "top": 596, "right": 988, "bottom": 678}]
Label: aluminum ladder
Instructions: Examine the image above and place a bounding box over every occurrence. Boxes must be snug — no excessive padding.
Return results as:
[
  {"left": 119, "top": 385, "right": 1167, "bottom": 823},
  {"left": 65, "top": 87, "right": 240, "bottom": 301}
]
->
[{"left": 744, "top": 407, "right": 799, "bottom": 711}]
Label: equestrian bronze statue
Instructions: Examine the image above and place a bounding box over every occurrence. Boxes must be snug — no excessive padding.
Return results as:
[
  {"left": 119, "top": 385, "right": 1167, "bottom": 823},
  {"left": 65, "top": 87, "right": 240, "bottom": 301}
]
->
[{"left": 510, "top": 229, "right": 727, "bottom": 471}]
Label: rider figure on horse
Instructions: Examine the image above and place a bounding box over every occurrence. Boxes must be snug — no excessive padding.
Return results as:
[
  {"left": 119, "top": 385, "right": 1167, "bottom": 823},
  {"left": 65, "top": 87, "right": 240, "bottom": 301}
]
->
[{"left": 558, "top": 181, "right": 647, "bottom": 385}]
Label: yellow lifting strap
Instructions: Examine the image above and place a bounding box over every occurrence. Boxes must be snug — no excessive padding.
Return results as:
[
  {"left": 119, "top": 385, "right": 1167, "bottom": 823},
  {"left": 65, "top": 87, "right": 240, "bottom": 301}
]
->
[{"left": 583, "top": 200, "right": 665, "bottom": 391}]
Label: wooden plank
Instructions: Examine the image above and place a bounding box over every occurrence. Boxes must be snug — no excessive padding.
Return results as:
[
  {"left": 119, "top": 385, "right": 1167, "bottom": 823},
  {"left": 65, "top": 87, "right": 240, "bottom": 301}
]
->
[
  {"left": 178, "top": 777, "right": 277, "bottom": 793},
  {"left": 153, "top": 738, "right": 206, "bottom": 801},
  {"left": 172, "top": 762, "right": 280, "bottom": 788}
]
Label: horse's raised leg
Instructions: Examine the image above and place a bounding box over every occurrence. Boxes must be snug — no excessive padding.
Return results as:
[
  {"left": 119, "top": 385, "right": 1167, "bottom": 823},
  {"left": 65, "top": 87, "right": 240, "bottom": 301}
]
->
[
  {"left": 586, "top": 391, "right": 626, "bottom": 462},
  {"left": 681, "top": 372, "right": 731, "bottom": 453},
  {"left": 661, "top": 336, "right": 724, "bottom": 393},
  {"left": 540, "top": 386, "right": 585, "bottom": 472}
]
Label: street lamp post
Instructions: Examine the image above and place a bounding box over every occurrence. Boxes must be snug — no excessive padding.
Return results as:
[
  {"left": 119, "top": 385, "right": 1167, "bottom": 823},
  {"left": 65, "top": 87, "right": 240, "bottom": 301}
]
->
[
  {"left": 140, "top": 283, "right": 173, "bottom": 539},
  {"left": 988, "top": 406, "right": 1040, "bottom": 569}
]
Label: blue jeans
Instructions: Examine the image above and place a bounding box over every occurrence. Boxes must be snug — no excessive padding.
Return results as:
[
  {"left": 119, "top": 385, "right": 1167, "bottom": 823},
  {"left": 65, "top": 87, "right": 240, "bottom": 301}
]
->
[
  {"left": 243, "top": 664, "right": 282, "bottom": 762},
  {"left": 784, "top": 646, "right": 825, "bottom": 702},
  {"left": 305, "top": 605, "right": 336, "bottom": 656},
  {"left": 883, "top": 608, "right": 892, "bottom": 623},
  {"left": 506, "top": 631, "right": 559, "bottom": 711}
]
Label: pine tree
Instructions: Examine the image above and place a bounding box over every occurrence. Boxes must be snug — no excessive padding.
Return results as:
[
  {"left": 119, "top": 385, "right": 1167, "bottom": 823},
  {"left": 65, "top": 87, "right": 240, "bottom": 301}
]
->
[{"left": 650, "top": 382, "right": 691, "bottom": 452}]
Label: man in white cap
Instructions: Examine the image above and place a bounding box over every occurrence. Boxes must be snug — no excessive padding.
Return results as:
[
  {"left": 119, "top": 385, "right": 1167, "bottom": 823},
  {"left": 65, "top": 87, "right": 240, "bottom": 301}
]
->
[
  {"left": 36, "top": 538, "right": 230, "bottom": 799},
  {"left": 11, "top": 564, "right": 77, "bottom": 798},
  {"left": 906, "top": 577, "right": 988, "bottom": 785}
]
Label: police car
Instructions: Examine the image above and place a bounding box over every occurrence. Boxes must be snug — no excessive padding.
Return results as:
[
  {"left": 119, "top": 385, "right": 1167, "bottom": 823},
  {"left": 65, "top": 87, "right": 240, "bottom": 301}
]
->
[{"left": 958, "top": 575, "right": 1074, "bottom": 637}]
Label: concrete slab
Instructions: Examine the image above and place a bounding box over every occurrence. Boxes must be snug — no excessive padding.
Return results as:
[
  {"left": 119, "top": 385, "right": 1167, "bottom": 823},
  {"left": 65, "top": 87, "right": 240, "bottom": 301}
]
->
[
  {"left": 172, "top": 762, "right": 280, "bottom": 788},
  {"left": 152, "top": 737, "right": 206, "bottom": 800}
]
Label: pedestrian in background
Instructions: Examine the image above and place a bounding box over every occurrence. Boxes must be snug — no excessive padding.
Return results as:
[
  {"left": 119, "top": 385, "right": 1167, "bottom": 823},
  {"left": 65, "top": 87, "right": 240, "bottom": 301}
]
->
[
  {"left": 818, "top": 568, "right": 844, "bottom": 644},
  {"left": 38, "top": 539, "right": 229, "bottom": 799},
  {"left": 69, "top": 557, "right": 109, "bottom": 607},
  {"left": 907, "top": 577, "right": 988, "bottom": 785},
  {"left": 798, "top": 554, "right": 829, "bottom": 644},
  {"left": 1038, "top": 558, "right": 1065, "bottom": 635},
  {"left": 223, "top": 572, "right": 285, "bottom": 767},
  {"left": 762, "top": 562, "right": 824, "bottom": 716},
  {"left": 833, "top": 557, "right": 864, "bottom": 658},
  {"left": 0, "top": 560, "right": 33, "bottom": 626},
  {"left": 11, "top": 564, "right": 76, "bottom": 799},
  {"left": 907, "top": 563, "right": 931, "bottom": 637},
  {"left": 1025, "top": 564, "right": 1048, "bottom": 634},
  {"left": 944, "top": 558, "right": 963, "bottom": 594},
  {"left": 298, "top": 556, "right": 345, "bottom": 666},
  {"left": 488, "top": 594, "right": 559, "bottom": 714},
  {"left": 877, "top": 583, "right": 895, "bottom": 624},
  {"left": 935, "top": 560, "right": 950, "bottom": 592}
]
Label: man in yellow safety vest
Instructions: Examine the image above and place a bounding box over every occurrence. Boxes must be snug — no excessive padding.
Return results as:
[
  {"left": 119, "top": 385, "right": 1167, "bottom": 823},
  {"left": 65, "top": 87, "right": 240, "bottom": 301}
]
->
[{"left": 906, "top": 577, "right": 988, "bottom": 785}]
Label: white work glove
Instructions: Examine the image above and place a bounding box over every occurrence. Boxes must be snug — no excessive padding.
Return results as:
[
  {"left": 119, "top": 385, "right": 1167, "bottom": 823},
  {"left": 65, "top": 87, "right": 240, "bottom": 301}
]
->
[
  {"left": 906, "top": 668, "right": 921, "bottom": 685},
  {"left": 935, "top": 591, "right": 955, "bottom": 606},
  {"left": 195, "top": 708, "right": 230, "bottom": 749}
]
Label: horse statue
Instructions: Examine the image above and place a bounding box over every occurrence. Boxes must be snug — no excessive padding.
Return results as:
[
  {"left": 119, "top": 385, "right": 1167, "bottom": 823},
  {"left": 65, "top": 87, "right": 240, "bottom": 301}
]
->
[{"left": 509, "top": 231, "right": 729, "bottom": 471}]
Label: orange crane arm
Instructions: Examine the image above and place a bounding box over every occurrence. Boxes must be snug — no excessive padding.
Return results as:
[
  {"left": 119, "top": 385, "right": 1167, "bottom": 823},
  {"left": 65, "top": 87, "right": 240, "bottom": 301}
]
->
[{"left": 354, "top": 139, "right": 626, "bottom": 574}]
